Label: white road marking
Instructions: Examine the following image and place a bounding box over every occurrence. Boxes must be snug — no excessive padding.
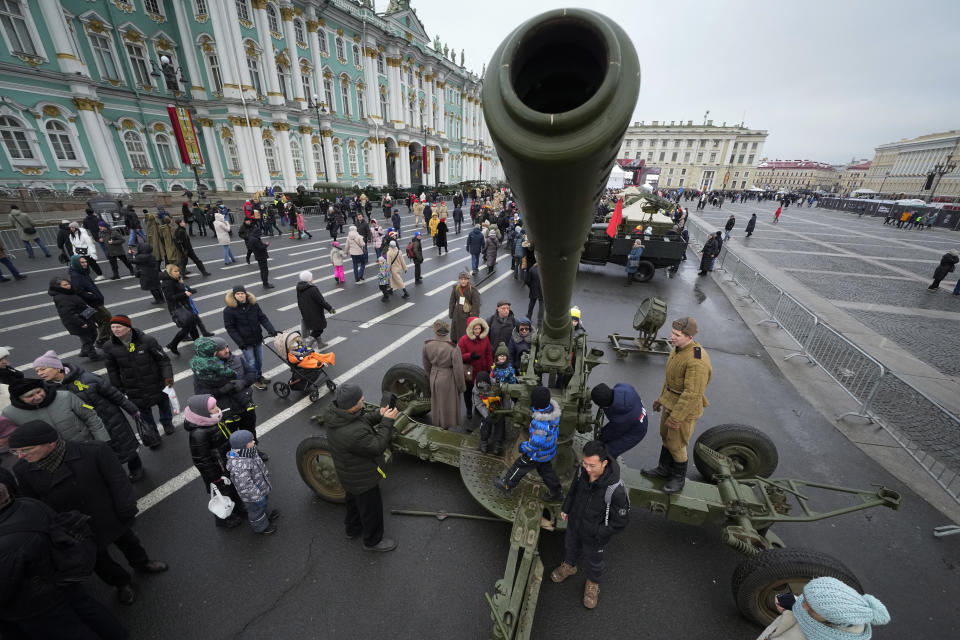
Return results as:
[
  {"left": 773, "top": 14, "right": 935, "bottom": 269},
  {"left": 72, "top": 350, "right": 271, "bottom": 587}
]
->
[
  {"left": 358, "top": 302, "right": 415, "bottom": 328},
  {"left": 426, "top": 280, "right": 456, "bottom": 296}
]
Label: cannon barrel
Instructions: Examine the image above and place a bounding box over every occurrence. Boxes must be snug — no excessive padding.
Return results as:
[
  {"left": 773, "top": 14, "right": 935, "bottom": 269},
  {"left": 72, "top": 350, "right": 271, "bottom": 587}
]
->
[{"left": 482, "top": 8, "right": 640, "bottom": 342}]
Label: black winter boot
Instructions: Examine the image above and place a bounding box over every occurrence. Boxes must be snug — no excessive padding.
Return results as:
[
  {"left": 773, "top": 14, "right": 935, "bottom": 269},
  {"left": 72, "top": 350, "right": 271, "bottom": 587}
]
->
[
  {"left": 662, "top": 460, "right": 687, "bottom": 494},
  {"left": 641, "top": 447, "right": 673, "bottom": 479}
]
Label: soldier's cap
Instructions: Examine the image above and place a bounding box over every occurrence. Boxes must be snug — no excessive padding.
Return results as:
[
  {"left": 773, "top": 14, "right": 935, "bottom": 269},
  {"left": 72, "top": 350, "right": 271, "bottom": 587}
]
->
[{"left": 672, "top": 316, "right": 698, "bottom": 337}]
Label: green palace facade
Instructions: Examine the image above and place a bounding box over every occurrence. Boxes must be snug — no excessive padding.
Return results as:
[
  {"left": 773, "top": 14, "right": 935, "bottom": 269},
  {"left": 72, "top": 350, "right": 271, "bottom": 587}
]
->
[{"left": 0, "top": 0, "right": 501, "bottom": 195}]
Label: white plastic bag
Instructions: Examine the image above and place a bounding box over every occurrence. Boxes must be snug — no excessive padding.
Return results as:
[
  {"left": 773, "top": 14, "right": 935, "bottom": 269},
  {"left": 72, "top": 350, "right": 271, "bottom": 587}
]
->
[
  {"left": 207, "top": 481, "right": 235, "bottom": 519},
  {"left": 163, "top": 385, "right": 180, "bottom": 415}
]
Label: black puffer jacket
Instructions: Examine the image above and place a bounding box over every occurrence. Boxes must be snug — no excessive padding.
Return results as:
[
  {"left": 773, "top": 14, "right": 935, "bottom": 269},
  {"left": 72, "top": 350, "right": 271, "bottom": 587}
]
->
[
  {"left": 297, "top": 281, "right": 334, "bottom": 333},
  {"left": 68, "top": 258, "right": 103, "bottom": 307},
  {"left": 0, "top": 498, "right": 68, "bottom": 621},
  {"left": 102, "top": 328, "right": 172, "bottom": 408},
  {"left": 160, "top": 268, "right": 189, "bottom": 313},
  {"left": 131, "top": 243, "right": 162, "bottom": 291},
  {"left": 15, "top": 440, "right": 138, "bottom": 549},
  {"left": 933, "top": 252, "right": 959, "bottom": 279},
  {"left": 59, "top": 363, "right": 139, "bottom": 464},
  {"left": 324, "top": 404, "right": 395, "bottom": 495},
  {"left": 55, "top": 221, "right": 73, "bottom": 257},
  {"left": 184, "top": 409, "right": 232, "bottom": 492},
  {"left": 223, "top": 291, "right": 277, "bottom": 349},
  {"left": 561, "top": 456, "right": 629, "bottom": 547},
  {"left": 245, "top": 231, "right": 269, "bottom": 260},
  {"left": 486, "top": 310, "right": 517, "bottom": 353}
]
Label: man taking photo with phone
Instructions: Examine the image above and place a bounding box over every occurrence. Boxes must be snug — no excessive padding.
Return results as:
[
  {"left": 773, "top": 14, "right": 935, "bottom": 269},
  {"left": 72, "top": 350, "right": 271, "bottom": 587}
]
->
[{"left": 324, "top": 383, "right": 399, "bottom": 552}]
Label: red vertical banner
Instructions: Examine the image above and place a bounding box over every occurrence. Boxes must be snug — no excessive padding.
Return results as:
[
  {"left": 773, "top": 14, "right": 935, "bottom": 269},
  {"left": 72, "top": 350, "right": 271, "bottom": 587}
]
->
[
  {"left": 423, "top": 146, "right": 429, "bottom": 174},
  {"left": 167, "top": 105, "right": 204, "bottom": 166},
  {"left": 606, "top": 198, "right": 623, "bottom": 238}
]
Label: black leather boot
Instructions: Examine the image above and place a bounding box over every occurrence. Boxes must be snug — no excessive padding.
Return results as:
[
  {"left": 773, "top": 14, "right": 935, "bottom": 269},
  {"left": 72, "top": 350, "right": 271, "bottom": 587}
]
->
[
  {"left": 662, "top": 460, "right": 687, "bottom": 494},
  {"left": 641, "top": 447, "right": 673, "bottom": 478}
]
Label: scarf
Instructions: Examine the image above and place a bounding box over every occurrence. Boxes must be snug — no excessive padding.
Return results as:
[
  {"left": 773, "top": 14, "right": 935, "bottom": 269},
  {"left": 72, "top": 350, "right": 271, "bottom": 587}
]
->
[
  {"left": 35, "top": 438, "right": 67, "bottom": 473},
  {"left": 794, "top": 596, "right": 871, "bottom": 640}
]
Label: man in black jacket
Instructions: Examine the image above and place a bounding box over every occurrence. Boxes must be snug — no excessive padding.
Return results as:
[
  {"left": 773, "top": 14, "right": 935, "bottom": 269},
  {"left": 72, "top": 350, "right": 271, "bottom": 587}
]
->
[
  {"left": 101, "top": 315, "right": 175, "bottom": 437},
  {"left": 223, "top": 286, "right": 277, "bottom": 390},
  {"left": 324, "top": 383, "right": 398, "bottom": 552},
  {"left": 296, "top": 271, "right": 336, "bottom": 349},
  {"left": 486, "top": 300, "right": 517, "bottom": 353},
  {"left": 174, "top": 219, "right": 210, "bottom": 277},
  {"left": 11, "top": 422, "right": 168, "bottom": 606},
  {"left": 245, "top": 228, "right": 274, "bottom": 288},
  {"left": 549, "top": 440, "right": 629, "bottom": 610}
]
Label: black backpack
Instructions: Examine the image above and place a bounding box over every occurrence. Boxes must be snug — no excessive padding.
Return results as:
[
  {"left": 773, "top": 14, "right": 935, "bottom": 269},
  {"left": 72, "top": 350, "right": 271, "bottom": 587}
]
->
[{"left": 0, "top": 504, "right": 97, "bottom": 584}]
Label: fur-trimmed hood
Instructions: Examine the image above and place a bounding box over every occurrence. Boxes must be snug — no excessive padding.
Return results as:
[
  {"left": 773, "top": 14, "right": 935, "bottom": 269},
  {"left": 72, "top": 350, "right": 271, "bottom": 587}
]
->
[
  {"left": 224, "top": 290, "right": 258, "bottom": 307},
  {"left": 465, "top": 316, "right": 489, "bottom": 341},
  {"left": 531, "top": 399, "right": 562, "bottom": 423}
]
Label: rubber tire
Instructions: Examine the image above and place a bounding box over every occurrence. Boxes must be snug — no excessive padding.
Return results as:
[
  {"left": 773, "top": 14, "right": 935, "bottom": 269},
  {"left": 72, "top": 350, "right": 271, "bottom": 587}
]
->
[
  {"left": 693, "top": 423, "right": 779, "bottom": 481},
  {"left": 273, "top": 381, "right": 290, "bottom": 399},
  {"left": 295, "top": 434, "right": 345, "bottom": 504},
  {"left": 326, "top": 380, "right": 337, "bottom": 392},
  {"left": 309, "top": 389, "right": 321, "bottom": 403},
  {"left": 381, "top": 363, "right": 431, "bottom": 417},
  {"left": 634, "top": 260, "right": 655, "bottom": 283},
  {"left": 731, "top": 547, "right": 864, "bottom": 626}
]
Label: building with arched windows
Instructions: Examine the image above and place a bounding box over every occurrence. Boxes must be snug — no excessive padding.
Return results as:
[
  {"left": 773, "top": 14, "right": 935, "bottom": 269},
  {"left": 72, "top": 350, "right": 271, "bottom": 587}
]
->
[{"left": 0, "top": 0, "right": 501, "bottom": 196}]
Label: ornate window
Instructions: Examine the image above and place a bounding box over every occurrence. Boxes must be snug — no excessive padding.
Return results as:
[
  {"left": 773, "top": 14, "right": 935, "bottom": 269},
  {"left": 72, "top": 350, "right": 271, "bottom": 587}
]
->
[
  {"left": 300, "top": 71, "right": 311, "bottom": 102},
  {"left": 0, "top": 115, "right": 37, "bottom": 163},
  {"left": 356, "top": 86, "right": 365, "bottom": 120},
  {"left": 323, "top": 76, "right": 334, "bottom": 112},
  {"left": 407, "top": 99, "right": 414, "bottom": 128},
  {"left": 290, "top": 139, "right": 303, "bottom": 173},
  {"left": 340, "top": 77, "right": 350, "bottom": 118},
  {"left": 352, "top": 43, "right": 360, "bottom": 66},
  {"left": 417, "top": 73, "right": 422, "bottom": 90},
  {"left": 144, "top": 0, "right": 163, "bottom": 16},
  {"left": 234, "top": 0, "right": 249, "bottom": 21},
  {"left": 247, "top": 55, "right": 262, "bottom": 95},
  {"left": 195, "top": 0, "right": 208, "bottom": 17},
  {"left": 376, "top": 53, "right": 384, "bottom": 74},
  {"left": 206, "top": 52, "right": 223, "bottom": 93},
  {"left": 379, "top": 89, "right": 388, "bottom": 120},
  {"left": 266, "top": 4, "right": 280, "bottom": 33},
  {"left": 294, "top": 19, "right": 305, "bottom": 43},
  {"left": 155, "top": 133, "right": 177, "bottom": 170},
  {"left": 123, "top": 130, "right": 150, "bottom": 170},
  {"left": 89, "top": 33, "right": 121, "bottom": 81},
  {"left": 312, "top": 143, "right": 325, "bottom": 179},
  {"left": 225, "top": 136, "right": 240, "bottom": 172},
  {"left": 45, "top": 121, "right": 77, "bottom": 161},
  {"left": 318, "top": 29, "right": 328, "bottom": 54},
  {"left": 335, "top": 36, "right": 345, "bottom": 61},
  {"left": 407, "top": 67, "right": 413, "bottom": 85},
  {"left": 0, "top": 0, "right": 38, "bottom": 55},
  {"left": 277, "top": 63, "right": 290, "bottom": 99},
  {"left": 348, "top": 144, "right": 358, "bottom": 175},
  {"left": 432, "top": 102, "right": 437, "bottom": 130},
  {"left": 264, "top": 138, "right": 278, "bottom": 173},
  {"left": 126, "top": 42, "right": 152, "bottom": 88},
  {"left": 362, "top": 145, "right": 370, "bottom": 175},
  {"left": 332, "top": 142, "right": 343, "bottom": 175}
]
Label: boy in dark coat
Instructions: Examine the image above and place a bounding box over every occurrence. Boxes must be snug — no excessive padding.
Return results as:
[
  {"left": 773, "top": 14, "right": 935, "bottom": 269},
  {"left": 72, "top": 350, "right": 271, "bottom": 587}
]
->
[
  {"left": 130, "top": 243, "right": 164, "bottom": 304},
  {"left": 494, "top": 386, "right": 563, "bottom": 501},
  {"left": 11, "top": 423, "right": 167, "bottom": 605},
  {"left": 589, "top": 383, "right": 648, "bottom": 459}
]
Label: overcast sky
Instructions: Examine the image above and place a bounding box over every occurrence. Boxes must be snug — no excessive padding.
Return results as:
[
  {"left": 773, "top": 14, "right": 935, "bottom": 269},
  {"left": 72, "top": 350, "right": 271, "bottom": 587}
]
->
[{"left": 396, "top": 0, "right": 960, "bottom": 165}]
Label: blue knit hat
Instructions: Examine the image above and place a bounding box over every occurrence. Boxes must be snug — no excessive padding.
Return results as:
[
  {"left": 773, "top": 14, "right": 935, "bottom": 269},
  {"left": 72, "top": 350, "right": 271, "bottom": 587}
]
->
[
  {"left": 229, "top": 429, "right": 255, "bottom": 450},
  {"left": 795, "top": 577, "right": 890, "bottom": 639}
]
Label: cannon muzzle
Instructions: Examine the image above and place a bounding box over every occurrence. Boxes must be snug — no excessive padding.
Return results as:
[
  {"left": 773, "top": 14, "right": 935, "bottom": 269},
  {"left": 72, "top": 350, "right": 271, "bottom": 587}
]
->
[{"left": 482, "top": 8, "right": 640, "bottom": 343}]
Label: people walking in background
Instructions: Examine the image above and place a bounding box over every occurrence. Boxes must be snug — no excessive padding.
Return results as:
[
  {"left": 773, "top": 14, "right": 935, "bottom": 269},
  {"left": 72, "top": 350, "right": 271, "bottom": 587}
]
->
[
  {"left": 385, "top": 240, "right": 410, "bottom": 300},
  {"left": 436, "top": 217, "right": 449, "bottom": 255},
  {"left": 99, "top": 222, "right": 135, "bottom": 280},
  {"left": 928, "top": 249, "right": 958, "bottom": 291},
  {"left": 773, "top": 206, "right": 782, "bottom": 223},
  {"left": 297, "top": 271, "right": 336, "bottom": 349},
  {"left": 68, "top": 255, "right": 112, "bottom": 347},
  {"left": 213, "top": 212, "right": 235, "bottom": 265},
  {"left": 125, "top": 207, "right": 147, "bottom": 246},
  {"left": 245, "top": 228, "right": 274, "bottom": 289},
  {"left": 410, "top": 232, "right": 424, "bottom": 283},
  {"left": 745, "top": 213, "right": 757, "bottom": 237},
  {"left": 68, "top": 222, "right": 104, "bottom": 278},
  {"left": 130, "top": 243, "right": 165, "bottom": 304},
  {"left": 0, "top": 237, "right": 26, "bottom": 282},
  {"left": 347, "top": 225, "right": 365, "bottom": 283},
  {"left": 723, "top": 214, "right": 736, "bottom": 241},
  {"left": 525, "top": 263, "right": 544, "bottom": 327},
  {"left": 174, "top": 219, "right": 210, "bottom": 277},
  {"left": 9, "top": 205, "right": 50, "bottom": 259},
  {"left": 46, "top": 277, "right": 99, "bottom": 360},
  {"left": 330, "top": 241, "right": 346, "bottom": 285}
]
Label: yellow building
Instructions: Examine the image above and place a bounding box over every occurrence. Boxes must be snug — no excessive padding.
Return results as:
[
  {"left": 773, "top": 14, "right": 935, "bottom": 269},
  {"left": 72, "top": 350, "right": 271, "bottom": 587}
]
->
[
  {"left": 619, "top": 119, "right": 767, "bottom": 191},
  {"left": 862, "top": 131, "right": 960, "bottom": 200},
  {"left": 753, "top": 160, "right": 838, "bottom": 191},
  {"left": 840, "top": 160, "right": 872, "bottom": 194}
]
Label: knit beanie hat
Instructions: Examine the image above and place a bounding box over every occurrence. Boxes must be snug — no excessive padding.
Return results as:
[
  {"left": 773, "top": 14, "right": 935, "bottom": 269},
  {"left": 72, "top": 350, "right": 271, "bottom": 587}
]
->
[
  {"left": 229, "top": 429, "right": 255, "bottom": 450},
  {"left": 232, "top": 284, "right": 246, "bottom": 294},
  {"left": 299, "top": 270, "right": 313, "bottom": 282},
  {"left": 32, "top": 350, "right": 63, "bottom": 371},
  {"left": 389, "top": 240, "right": 397, "bottom": 247},
  {"left": 335, "top": 383, "right": 363, "bottom": 409},
  {"left": 494, "top": 342, "right": 509, "bottom": 360},
  {"left": 530, "top": 386, "right": 551, "bottom": 411},
  {"left": 332, "top": 241, "right": 341, "bottom": 248},
  {"left": 475, "top": 371, "right": 491, "bottom": 387},
  {"left": 210, "top": 336, "right": 229, "bottom": 350},
  {"left": 10, "top": 378, "right": 44, "bottom": 398},
  {"left": 0, "top": 416, "right": 18, "bottom": 440},
  {"left": 8, "top": 421, "right": 59, "bottom": 448},
  {"left": 798, "top": 577, "right": 890, "bottom": 631},
  {"left": 590, "top": 383, "right": 614, "bottom": 408},
  {"left": 186, "top": 394, "right": 217, "bottom": 418},
  {"left": 110, "top": 315, "right": 133, "bottom": 328}
]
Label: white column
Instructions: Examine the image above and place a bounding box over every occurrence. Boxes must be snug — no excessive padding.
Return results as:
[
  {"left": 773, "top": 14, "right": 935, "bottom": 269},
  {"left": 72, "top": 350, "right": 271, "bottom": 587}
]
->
[
  {"left": 232, "top": 121, "right": 261, "bottom": 191},
  {"left": 424, "top": 67, "right": 434, "bottom": 132},
  {"left": 388, "top": 54, "right": 403, "bottom": 129},
  {"left": 307, "top": 14, "right": 325, "bottom": 100},
  {"left": 38, "top": 0, "right": 86, "bottom": 75},
  {"left": 321, "top": 131, "right": 336, "bottom": 182},
  {"left": 281, "top": 8, "right": 305, "bottom": 107},
  {"left": 198, "top": 120, "right": 226, "bottom": 191},
  {"left": 436, "top": 79, "right": 446, "bottom": 138},
  {"left": 363, "top": 41, "right": 380, "bottom": 123},
  {"left": 397, "top": 141, "right": 410, "bottom": 187},
  {"left": 252, "top": 5, "right": 283, "bottom": 105},
  {"left": 221, "top": 0, "right": 255, "bottom": 100},
  {"left": 169, "top": 0, "right": 205, "bottom": 99},
  {"left": 74, "top": 101, "right": 126, "bottom": 193},
  {"left": 275, "top": 126, "right": 297, "bottom": 190},
  {"left": 301, "top": 127, "right": 318, "bottom": 186},
  {"left": 376, "top": 138, "right": 387, "bottom": 186},
  {"left": 208, "top": 4, "right": 241, "bottom": 99}
]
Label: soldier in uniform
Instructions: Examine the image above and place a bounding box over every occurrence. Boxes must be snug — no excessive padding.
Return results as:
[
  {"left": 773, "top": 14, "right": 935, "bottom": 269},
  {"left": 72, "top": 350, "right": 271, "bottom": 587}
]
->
[{"left": 641, "top": 316, "right": 711, "bottom": 493}]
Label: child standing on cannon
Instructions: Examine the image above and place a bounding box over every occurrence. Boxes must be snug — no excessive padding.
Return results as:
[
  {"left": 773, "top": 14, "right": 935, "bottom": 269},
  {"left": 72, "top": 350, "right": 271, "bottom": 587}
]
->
[{"left": 494, "top": 386, "right": 563, "bottom": 501}]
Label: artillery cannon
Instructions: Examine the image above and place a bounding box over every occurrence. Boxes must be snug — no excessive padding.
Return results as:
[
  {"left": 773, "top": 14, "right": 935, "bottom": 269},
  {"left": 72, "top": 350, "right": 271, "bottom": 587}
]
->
[{"left": 294, "top": 9, "right": 900, "bottom": 638}]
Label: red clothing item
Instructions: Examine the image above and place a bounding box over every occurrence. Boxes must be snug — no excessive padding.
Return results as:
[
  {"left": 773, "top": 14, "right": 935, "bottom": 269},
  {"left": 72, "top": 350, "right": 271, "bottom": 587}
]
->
[{"left": 458, "top": 334, "right": 493, "bottom": 378}]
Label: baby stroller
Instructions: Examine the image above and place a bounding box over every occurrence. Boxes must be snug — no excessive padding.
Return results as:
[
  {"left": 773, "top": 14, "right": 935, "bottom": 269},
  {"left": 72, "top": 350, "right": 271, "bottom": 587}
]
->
[{"left": 264, "top": 330, "right": 337, "bottom": 402}]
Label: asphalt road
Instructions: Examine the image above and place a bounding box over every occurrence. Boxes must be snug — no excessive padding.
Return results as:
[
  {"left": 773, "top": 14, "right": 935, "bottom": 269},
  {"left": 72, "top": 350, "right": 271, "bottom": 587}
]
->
[{"left": 1, "top": 203, "right": 957, "bottom": 639}]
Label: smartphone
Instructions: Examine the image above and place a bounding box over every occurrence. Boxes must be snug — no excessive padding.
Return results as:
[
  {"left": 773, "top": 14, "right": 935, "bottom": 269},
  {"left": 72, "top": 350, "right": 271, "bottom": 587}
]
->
[{"left": 381, "top": 392, "right": 397, "bottom": 409}]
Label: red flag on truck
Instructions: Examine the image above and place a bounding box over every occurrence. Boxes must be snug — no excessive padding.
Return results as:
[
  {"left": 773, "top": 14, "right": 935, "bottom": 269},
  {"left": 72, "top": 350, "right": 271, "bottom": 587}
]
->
[{"left": 606, "top": 198, "right": 623, "bottom": 238}]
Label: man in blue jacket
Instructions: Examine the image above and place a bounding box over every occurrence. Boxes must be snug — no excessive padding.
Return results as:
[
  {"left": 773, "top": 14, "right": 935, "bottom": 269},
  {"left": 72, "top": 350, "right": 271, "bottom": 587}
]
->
[{"left": 590, "top": 383, "right": 648, "bottom": 459}]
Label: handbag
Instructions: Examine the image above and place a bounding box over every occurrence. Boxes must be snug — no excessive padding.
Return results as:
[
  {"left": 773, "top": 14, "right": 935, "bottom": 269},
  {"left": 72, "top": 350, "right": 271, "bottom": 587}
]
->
[
  {"left": 74, "top": 247, "right": 88, "bottom": 256},
  {"left": 79, "top": 307, "right": 97, "bottom": 321},
  {"left": 171, "top": 304, "right": 195, "bottom": 329},
  {"left": 133, "top": 414, "right": 162, "bottom": 448},
  {"left": 22, "top": 226, "right": 36, "bottom": 234},
  {"left": 207, "top": 479, "right": 236, "bottom": 519}
]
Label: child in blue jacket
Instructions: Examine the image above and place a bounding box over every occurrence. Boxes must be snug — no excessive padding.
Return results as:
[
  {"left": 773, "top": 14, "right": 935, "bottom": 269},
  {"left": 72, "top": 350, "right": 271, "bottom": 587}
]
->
[{"left": 494, "top": 386, "right": 563, "bottom": 501}]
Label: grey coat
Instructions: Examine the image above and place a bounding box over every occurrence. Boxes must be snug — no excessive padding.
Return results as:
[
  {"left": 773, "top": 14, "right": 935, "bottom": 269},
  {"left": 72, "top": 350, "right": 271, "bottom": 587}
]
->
[
  {"left": 225, "top": 448, "right": 272, "bottom": 502},
  {"left": 2, "top": 386, "right": 110, "bottom": 444},
  {"left": 422, "top": 338, "right": 465, "bottom": 430},
  {"left": 9, "top": 209, "right": 39, "bottom": 241}
]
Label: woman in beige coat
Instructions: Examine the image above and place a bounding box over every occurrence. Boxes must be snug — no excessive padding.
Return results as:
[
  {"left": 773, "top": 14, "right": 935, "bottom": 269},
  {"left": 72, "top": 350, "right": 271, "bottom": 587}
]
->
[
  {"left": 422, "top": 321, "right": 466, "bottom": 430},
  {"left": 385, "top": 240, "right": 409, "bottom": 299}
]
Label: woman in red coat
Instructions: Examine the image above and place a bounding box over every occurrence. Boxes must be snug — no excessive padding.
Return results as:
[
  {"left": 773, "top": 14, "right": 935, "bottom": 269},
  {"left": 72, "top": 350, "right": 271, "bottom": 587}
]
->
[{"left": 458, "top": 316, "right": 492, "bottom": 421}]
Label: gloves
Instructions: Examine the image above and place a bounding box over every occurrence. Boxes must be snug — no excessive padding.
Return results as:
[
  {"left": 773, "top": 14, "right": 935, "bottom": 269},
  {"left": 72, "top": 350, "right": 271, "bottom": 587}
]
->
[
  {"left": 164, "top": 378, "right": 174, "bottom": 387},
  {"left": 652, "top": 399, "right": 662, "bottom": 412},
  {"left": 470, "top": 353, "right": 480, "bottom": 360},
  {"left": 329, "top": 309, "right": 336, "bottom": 315}
]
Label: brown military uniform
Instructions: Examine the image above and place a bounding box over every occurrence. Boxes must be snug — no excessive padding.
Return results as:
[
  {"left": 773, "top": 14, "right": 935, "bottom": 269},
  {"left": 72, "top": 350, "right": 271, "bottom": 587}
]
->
[{"left": 656, "top": 340, "right": 712, "bottom": 462}]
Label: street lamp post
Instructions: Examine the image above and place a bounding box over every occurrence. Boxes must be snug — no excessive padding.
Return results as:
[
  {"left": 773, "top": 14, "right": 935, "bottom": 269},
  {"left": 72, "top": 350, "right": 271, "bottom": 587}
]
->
[
  {"left": 310, "top": 94, "right": 329, "bottom": 183},
  {"left": 156, "top": 54, "right": 205, "bottom": 202},
  {"left": 928, "top": 161, "right": 957, "bottom": 203},
  {"left": 878, "top": 171, "right": 890, "bottom": 196}
]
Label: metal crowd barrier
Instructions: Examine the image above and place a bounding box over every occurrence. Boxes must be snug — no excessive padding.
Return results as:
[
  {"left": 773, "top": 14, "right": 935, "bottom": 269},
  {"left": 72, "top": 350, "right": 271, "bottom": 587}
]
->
[
  {"left": 1, "top": 225, "right": 62, "bottom": 256},
  {"left": 688, "top": 217, "right": 960, "bottom": 508}
]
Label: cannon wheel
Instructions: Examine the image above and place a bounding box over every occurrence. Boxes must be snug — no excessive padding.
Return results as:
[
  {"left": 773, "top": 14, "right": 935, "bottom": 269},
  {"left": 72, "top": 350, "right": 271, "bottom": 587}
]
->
[
  {"left": 381, "top": 363, "right": 431, "bottom": 417},
  {"left": 634, "top": 260, "right": 655, "bottom": 283},
  {"left": 693, "top": 423, "right": 778, "bottom": 481},
  {"left": 295, "top": 434, "right": 345, "bottom": 504},
  {"left": 731, "top": 548, "right": 864, "bottom": 626}
]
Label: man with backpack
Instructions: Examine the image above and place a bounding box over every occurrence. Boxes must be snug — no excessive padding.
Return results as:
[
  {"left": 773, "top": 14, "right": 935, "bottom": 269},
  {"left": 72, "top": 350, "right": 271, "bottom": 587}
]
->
[
  {"left": 10, "top": 421, "right": 168, "bottom": 606},
  {"left": 407, "top": 231, "right": 424, "bottom": 283},
  {"left": 549, "top": 439, "right": 629, "bottom": 610}
]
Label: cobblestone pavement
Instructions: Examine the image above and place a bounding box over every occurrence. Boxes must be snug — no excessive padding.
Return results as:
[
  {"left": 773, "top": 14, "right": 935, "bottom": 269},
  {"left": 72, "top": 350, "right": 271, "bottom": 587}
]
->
[{"left": 695, "top": 202, "right": 960, "bottom": 378}]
